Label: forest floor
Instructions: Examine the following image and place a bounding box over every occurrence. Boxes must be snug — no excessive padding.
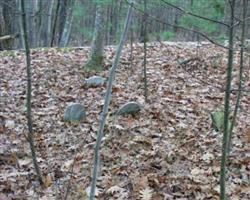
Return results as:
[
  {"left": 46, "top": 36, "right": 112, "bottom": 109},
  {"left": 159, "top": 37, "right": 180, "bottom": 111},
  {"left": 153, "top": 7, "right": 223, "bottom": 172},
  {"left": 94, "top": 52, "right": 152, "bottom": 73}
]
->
[{"left": 1, "top": 42, "right": 250, "bottom": 200}]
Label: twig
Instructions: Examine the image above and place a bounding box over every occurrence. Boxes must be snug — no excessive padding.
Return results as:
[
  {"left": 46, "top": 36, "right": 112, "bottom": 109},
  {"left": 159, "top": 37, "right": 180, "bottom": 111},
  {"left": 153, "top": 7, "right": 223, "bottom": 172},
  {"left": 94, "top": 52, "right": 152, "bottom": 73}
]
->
[
  {"left": 89, "top": 2, "right": 134, "bottom": 200},
  {"left": 124, "top": 0, "right": 228, "bottom": 49},
  {"left": 160, "top": 0, "right": 229, "bottom": 27}
]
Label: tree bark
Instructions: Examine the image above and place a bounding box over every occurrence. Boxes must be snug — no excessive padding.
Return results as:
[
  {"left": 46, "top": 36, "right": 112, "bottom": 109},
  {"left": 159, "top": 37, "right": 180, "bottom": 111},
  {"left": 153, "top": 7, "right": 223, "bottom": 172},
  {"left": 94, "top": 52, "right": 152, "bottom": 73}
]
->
[
  {"left": 143, "top": 0, "right": 148, "bottom": 102},
  {"left": 38, "top": 0, "right": 55, "bottom": 47},
  {"left": 0, "top": 0, "right": 17, "bottom": 50},
  {"left": 227, "top": 0, "right": 248, "bottom": 153},
  {"left": 85, "top": 3, "right": 105, "bottom": 71},
  {"left": 59, "top": 0, "right": 75, "bottom": 47},
  {"left": 220, "top": 0, "right": 235, "bottom": 199},
  {"left": 26, "top": 0, "right": 36, "bottom": 47},
  {"left": 58, "top": 0, "right": 68, "bottom": 44},
  {"left": 20, "top": 0, "right": 43, "bottom": 185},
  {"left": 50, "top": 0, "right": 60, "bottom": 47}
]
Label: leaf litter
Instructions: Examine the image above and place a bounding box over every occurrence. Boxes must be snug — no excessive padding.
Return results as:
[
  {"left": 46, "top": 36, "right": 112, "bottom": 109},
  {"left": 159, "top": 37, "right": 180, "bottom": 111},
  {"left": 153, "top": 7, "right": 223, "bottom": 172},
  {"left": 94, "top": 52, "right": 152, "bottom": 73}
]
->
[{"left": 0, "top": 42, "right": 249, "bottom": 199}]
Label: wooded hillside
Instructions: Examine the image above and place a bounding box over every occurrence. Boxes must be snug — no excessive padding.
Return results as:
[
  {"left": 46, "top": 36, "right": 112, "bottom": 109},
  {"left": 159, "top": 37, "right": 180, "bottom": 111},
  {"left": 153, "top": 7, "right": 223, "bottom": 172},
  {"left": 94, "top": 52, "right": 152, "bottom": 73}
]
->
[{"left": 0, "top": 0, "right": 250, "bottom": 200}]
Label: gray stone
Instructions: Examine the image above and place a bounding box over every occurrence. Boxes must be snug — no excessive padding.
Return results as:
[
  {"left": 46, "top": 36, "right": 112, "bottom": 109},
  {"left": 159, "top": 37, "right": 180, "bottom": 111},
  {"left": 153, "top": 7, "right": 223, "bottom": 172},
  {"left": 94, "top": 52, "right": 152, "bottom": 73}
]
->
[
  {"left": 64, "top": 103, "right": 86, "bottom": 122},
  {"left": 85, "top": 76, "right": 105, "bottom": 87},
  {"left": 117, "top": 102, "right": 142, "bottom": 115}
]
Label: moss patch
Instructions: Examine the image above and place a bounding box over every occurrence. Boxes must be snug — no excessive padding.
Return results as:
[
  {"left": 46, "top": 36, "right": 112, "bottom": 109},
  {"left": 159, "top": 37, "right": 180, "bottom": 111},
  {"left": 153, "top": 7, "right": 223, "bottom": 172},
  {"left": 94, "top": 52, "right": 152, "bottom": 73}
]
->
[{"left": 85, "top": 55, "right": 103, "bottom": 72}]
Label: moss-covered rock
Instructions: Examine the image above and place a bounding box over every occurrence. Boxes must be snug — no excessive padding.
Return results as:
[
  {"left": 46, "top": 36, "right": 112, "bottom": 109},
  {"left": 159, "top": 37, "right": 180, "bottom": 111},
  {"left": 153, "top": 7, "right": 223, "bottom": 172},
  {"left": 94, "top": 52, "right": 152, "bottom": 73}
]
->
[
  {"left": 85, "top": 55, "right": 103, "bottom": 71},
  {"left": 64, "top": 103, "right": 86, "bottom": 122},
  {"left": 117, "top": 102, "right": 142, "bottom": 115},
  {"left": 210, "top": 108, "right": 231, "bottom": 132}
]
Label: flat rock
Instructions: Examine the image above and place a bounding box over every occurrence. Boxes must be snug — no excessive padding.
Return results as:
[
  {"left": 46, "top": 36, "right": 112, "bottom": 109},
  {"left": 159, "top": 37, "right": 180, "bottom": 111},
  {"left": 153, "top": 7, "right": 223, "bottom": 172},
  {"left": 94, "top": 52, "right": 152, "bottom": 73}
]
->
[
  {"left": 64, "top": 103, "right": 86, "bottom": 122},
  {"left": 117, "top": 102, "right": 142, "bottom": 115},
  {"left": 85, "top": 76, "right": 105, "bottom": 87}
]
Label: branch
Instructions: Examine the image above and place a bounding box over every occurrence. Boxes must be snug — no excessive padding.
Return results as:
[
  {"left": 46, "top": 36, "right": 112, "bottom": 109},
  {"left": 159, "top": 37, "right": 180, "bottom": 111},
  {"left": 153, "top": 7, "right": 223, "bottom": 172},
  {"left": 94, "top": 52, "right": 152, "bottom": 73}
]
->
[
  {"left": 0, "top": 33, "right": 19, "bottom": 42},
  {"left": 160, "top": 0, "right": 229, "bottom": 27},
  {"left": 125, "top": 0, "right": 228, "bottom": 49},
  {"left": 227, "top": 0, "right": 248, "bottom": 153}
]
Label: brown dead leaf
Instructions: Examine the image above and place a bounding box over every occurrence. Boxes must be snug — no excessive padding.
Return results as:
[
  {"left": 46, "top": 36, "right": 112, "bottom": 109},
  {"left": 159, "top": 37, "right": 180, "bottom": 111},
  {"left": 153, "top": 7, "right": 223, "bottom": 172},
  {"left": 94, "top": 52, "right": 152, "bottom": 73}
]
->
[
  {"left": 244, "top": 128, "right": 250, "bottom": 143},
  {"left": 42, "top": 174, "right": 52, "bottom": 188},
  {"left": 1, "top": 42, "right": 249, "bottom": 199},
  {"left": 0, "top": 152, "right": 19, "bottom": 167},
  {"left": 133, "top": 136, "right": 152, "bottom": 147},
  {"left": 0, "top": 116, "right": 6, "bottom": 134},
  {"left": 0, "top": 193, "right": 11, "bottom": 200}
]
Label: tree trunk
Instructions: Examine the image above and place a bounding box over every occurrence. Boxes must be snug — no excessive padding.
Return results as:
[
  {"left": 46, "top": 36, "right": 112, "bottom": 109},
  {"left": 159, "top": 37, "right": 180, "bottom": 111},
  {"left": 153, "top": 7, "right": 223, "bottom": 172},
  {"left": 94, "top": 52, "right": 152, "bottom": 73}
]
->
[
  {"left": 0, "top": 0, "right": 17, "bottom": 50},
  {"left": 89, "top": 2, "right": 134, "bottom": 199},
  {"left": 20, "top": 0, "right": 43, "bottom": 185},
  {"left": 58, "top": 0, "right": 68, "bottom": 45},
  {"left": 85, "top": 3, "right": 105, "bottom": 71},
  {"left": 26, "top": 0, "right": 36, "bottom": 48},
  {"left": 50, "top": 0, "right": 60, "bottom": 47},
  {"left": 59, "top": 0, "right": 75, "bottom": 47},
  {"left": 220, "top": 0, "right": 235, "bottom": 199},
  {"left": 143, "top": 0, "right": 148, "bottom": 102},
  {"left": 227, "top": 0, "right": 248, "bottom": 153},
  {"left": 38, "top": 0, "right": 55, "bottom": 47}
]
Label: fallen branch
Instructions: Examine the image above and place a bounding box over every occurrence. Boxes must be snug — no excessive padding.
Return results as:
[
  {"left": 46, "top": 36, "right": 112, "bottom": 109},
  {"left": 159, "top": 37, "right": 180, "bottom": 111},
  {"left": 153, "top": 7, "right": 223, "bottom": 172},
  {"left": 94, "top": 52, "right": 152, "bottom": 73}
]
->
[{"left": 0, "top": 33, "right": 19, "bottom": 42}]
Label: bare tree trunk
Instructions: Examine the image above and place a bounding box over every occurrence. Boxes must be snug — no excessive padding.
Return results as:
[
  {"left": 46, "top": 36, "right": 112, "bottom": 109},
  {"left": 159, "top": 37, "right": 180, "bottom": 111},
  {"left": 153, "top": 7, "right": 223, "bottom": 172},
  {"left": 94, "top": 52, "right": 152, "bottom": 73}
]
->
[
  {"left": 38, "top": 0, "right": 55, "bottom": 46},
  {"left": 220, "top": 0, "right": 235, "bottom": 199},
  {"left": 143, "top": 0, "right": 148, "bottom": 102},
  {"left": 20, "top": 0, "right": 43, "bottom": 185},
  {"left": 109, "top": 0, "right": 119, "bottom": 44},
  {"left": 227, "top": 0, "right": 248, "bottom": 153},
  {"left": 26, "top": 0, "right": 36, "bottom": 48},
  {"left": 58, "top": 0, "right": 68, "bottom": 44},
  {"left": 85, "top": 3, "right": 105, "bottom": 71},
  {"left": 89, "top": 2, "right": 134, "bottom": 199},
  {"left": 51, "top": 0, "right": 60, "bottom": 47},
  {"left": 59, "top": 0, "right": 75, "bottom": 47},
  {"left": 105, "top": 4, "right": 110, "bottom": 45},
  {"left": 0, "top": 0, "right": 17, "bottom": 50}
]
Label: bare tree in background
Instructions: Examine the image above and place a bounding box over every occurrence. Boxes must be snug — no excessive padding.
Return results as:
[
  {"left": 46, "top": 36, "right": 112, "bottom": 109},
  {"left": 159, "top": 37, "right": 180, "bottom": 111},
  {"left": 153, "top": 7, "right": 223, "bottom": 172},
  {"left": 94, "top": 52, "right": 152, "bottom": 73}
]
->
[
  {"left": 58, "top": 0, "right": 68, "bottom": 45},
  {"left": 59, "top": 0, "right": 75, "bottom": 47},
  {"left": 143, "top": 0, "right": 148, "bottom": 102},
  {"left": 85, "top": 2, "right": 105, "bottom": 71},
  {"left": 0, "top": 0, "right": 17, "bottom": 50},
  {"left": 38, "top": 0, "right": 55, "bottom": 47}
]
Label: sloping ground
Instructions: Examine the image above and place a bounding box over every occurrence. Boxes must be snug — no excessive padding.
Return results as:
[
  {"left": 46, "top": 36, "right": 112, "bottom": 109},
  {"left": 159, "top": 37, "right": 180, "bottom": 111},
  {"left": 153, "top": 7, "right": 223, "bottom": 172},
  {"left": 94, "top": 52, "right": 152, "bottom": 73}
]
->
[{"left": 0, "top": 42, "right": 249, "bottom": 199}]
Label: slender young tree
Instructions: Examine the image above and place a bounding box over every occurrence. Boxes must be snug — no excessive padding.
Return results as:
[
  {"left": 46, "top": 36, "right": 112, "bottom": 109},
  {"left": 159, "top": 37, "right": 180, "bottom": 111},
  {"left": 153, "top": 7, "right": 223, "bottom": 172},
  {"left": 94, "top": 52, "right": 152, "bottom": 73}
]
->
[
  {"left": 227, "top": 0, "right": 248, "bottom": 154},
  {"left": 220, "top": 0, "right": 235, "bottom": 199},
  {"left": 143, "top": 0, "right": 148, "bottom": 102},
  {"left": 89, "top": 2, "right": 134, "bottom": 199},
  {"left": 85, "top": 2, "right": 105, "bottom": 71},
  {"left": 20, "top": 0, "right": 43, "bottom": 185}
]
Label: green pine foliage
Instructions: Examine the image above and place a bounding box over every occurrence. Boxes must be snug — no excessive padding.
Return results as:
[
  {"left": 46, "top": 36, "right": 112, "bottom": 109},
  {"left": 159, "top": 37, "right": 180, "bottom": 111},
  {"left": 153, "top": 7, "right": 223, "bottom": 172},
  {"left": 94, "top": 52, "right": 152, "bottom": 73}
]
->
[
  {"left": 71, "top": 0, "right": 226, "bottom": 45},
  {"left": 179, "top": 0, "right": 225, "bottom": 34},
  {"left": 161, "top": 31, "right": 175, "bottom": 40}
]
